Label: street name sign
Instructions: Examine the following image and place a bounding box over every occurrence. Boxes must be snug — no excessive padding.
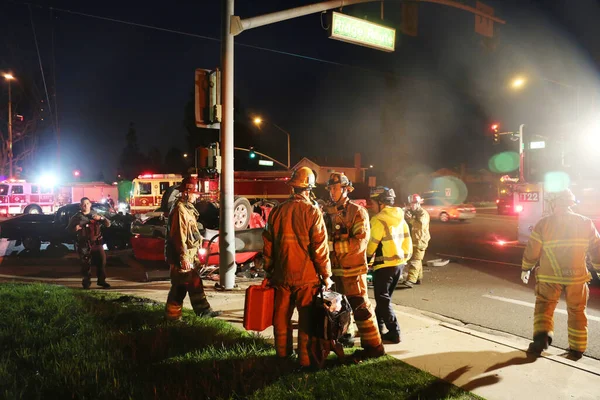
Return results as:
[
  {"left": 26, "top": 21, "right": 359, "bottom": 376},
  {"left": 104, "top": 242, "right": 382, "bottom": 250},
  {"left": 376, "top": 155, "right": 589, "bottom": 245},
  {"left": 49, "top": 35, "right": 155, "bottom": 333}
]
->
[{"left": 329, "top": 12, "right": 396, "bottom": 52}]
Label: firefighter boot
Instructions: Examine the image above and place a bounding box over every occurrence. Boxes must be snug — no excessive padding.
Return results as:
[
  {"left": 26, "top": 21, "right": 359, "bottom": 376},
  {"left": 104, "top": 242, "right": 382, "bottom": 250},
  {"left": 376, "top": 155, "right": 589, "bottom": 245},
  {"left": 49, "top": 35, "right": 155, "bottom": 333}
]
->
[
  {"left": 353, "top": 343, "right": 385, "bottom": 361},
  {"left": 527, "top": 332, "right": 552, "bottom": 355},
  {"left": 197, "top": 308, "right": 222, "bottom": 318}
]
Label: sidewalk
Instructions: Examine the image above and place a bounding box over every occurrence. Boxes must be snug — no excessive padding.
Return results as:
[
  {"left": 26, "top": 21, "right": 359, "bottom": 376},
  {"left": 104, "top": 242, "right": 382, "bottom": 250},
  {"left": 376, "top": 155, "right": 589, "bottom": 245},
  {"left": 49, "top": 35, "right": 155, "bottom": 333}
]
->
[
  {"left": 92, "top": 276, "right": 600, "bottom": 400},
  {"left": 2, "top": 268, "right": 599, "bottom": 400}
]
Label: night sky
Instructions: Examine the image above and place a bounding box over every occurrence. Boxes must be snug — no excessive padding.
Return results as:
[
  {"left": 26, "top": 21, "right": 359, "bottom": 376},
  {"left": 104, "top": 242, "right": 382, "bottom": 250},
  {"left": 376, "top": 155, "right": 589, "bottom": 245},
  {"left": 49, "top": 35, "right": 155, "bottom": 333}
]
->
[{"left": 1, "top": 0, "right": 600, "bottom": 184}]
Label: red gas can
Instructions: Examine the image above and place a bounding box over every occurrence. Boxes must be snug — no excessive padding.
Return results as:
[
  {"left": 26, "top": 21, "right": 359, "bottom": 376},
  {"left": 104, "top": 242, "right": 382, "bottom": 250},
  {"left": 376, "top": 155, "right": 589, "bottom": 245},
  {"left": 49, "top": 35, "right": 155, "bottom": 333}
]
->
[{"left": 243, "top": 279, "right": 275, "bottom": 331}]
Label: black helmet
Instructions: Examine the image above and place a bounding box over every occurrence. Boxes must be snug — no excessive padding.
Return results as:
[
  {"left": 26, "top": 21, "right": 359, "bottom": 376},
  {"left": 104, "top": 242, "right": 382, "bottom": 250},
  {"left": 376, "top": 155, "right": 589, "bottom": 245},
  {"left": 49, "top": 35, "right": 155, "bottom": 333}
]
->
[
  {"left": 326, "top": 172, "right": 354, "bottom": 192},
  {"left": 370, "top": 186, "right": 395, "bottom": 206}
]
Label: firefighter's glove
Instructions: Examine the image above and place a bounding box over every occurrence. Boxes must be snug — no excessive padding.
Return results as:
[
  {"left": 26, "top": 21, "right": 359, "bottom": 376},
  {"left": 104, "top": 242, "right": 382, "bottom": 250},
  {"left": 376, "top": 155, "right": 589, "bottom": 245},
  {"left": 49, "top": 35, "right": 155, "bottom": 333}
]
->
[
  {"left": 180, "top": 259, "right": 193, "bottom": 272},
  {"left": 324, "top": 276, "right": 334, "bottom": 290},
  {"left": 521, "top": 270, "right": 530, "bottom": 284}
]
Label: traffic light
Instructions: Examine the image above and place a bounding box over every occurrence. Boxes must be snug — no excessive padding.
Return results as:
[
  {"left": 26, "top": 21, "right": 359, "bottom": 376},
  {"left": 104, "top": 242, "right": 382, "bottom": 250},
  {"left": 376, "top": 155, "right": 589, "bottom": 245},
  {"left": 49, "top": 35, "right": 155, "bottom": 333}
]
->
[
  {"left": 249, "top": 147, "right": 256, "bottom": 159},
  {"left": 491, "top": 124, "right": 499, "bottom": 144},
  {"left": 195, "top": 68, "right": 221, "bottom": 129}
]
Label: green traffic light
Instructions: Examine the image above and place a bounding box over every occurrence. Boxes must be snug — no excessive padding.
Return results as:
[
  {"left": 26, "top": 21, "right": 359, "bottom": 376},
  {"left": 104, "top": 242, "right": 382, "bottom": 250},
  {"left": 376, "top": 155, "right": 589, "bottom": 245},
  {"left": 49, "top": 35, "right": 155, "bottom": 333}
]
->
[{"left": 249, "top": 152, "right": 256, "bottom": 159}]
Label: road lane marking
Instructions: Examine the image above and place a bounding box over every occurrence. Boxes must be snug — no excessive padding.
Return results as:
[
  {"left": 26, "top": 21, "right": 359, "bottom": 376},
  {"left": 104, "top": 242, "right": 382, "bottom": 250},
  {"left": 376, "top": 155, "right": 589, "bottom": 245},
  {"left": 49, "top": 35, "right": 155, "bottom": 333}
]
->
[
  {"left": 436, "top": 253, "right": 521, "bottom": 267},
  {"left": 483, "top": 294, "right": 600, "bottom": 322}
]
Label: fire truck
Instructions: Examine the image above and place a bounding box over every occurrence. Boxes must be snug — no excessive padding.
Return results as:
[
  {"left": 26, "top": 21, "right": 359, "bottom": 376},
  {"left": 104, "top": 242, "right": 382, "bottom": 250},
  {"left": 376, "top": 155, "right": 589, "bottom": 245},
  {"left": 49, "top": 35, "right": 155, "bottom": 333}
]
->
[
  {"left": 129, "top": 169, "right": 289, "bottom": 230},
  {"left": 129, "top": 174, "right": 184, "bottom": 214},
  {"left": 0, "top": 179, "right": 57, "bottom": 216}
]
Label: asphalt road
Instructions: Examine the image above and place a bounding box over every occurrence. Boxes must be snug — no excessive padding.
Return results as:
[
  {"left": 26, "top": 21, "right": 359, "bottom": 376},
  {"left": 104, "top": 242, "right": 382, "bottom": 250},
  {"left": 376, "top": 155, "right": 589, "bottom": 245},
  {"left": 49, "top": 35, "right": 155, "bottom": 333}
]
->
[{"left": 386, "top": 210, "right": 600, "bottom": 360}]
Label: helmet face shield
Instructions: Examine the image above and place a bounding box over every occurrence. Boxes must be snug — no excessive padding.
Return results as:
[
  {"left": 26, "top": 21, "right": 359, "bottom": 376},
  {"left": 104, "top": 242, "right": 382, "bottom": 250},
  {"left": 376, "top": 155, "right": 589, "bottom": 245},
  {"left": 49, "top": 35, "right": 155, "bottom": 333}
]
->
[
  {"left": 326, "top": 172, "right": 354, "bottom": 192},
  {"left": 370, "top": 186, "right": 395, "bottom": 206}
]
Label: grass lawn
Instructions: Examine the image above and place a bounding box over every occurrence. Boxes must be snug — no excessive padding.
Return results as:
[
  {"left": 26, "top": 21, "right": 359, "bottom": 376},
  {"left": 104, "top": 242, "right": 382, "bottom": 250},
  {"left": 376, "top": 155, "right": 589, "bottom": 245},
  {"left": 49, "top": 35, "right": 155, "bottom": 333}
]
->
[{"left": 0, "top": 283, "right": 482, "bottom": 399}]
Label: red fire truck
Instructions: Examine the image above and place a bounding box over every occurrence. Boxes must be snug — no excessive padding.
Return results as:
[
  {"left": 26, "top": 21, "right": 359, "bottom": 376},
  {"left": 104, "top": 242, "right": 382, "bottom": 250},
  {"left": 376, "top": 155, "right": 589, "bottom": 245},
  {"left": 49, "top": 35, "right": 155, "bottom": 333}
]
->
[
  {"left": 0, "top": 179, "right": 57, "bottom": 216},
  {"left": 129, "top": 169, "right": 290, "bottom": 230}
]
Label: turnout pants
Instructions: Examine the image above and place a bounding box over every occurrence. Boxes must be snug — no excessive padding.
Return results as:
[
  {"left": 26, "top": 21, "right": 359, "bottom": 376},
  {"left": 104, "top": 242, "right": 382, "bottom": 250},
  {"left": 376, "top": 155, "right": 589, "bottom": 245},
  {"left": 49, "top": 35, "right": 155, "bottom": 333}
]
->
[
  {"left": 373, "top": 265, "right": 404, "bottom": 337},
  {"left": 273, "top": 283, "right": 317, "bottom": 367},
  {"left": 78, "top": 244, "right": 107, "bottom": 286},
  {"left": 165, "top": 266, "right": 211, "bottom": 320},
  {"left": 333, "top": 274, "right": 382, "bottom": 348},
  {"left": 406, "top": 247, "right": 426, "bottom": 283},
  {"left": 534, "top": 281, "right": 589, "bottom": 352}
]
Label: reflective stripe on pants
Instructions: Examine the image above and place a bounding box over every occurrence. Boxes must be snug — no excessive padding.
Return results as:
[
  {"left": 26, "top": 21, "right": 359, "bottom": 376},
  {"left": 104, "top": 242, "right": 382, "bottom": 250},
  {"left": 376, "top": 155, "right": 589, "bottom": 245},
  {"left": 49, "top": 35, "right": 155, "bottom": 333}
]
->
[
  {"left": 165, "top": 267, "right": 210, "bottom": 320},
  {"left": 333, "top": 274, "right": 382, "bottom": 348},
  {"left": 273, "top": 284, "right": 317, "bottom": 367},
  {"left": 406, "top": 247, "right": 425, "bottom": 283},
  {"left": 534, "top": 281, "right": 589, "bottom": 352}
]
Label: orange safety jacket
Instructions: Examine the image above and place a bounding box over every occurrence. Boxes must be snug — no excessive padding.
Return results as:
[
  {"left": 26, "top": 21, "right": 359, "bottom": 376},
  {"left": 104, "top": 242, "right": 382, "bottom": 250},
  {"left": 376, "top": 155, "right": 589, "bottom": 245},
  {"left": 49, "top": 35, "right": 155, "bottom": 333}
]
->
[
  {"left": 522, "top": 210, "right": 600, "bottom": 284},
  {"left": 263, "top": 193, "right": 331, "bottom": 286}
]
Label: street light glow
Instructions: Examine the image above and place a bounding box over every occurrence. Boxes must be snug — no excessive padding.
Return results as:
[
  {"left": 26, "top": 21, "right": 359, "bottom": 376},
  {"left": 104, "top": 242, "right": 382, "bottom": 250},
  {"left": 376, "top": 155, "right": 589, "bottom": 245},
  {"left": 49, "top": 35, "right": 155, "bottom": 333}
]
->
[
  {"left": 253, "top": 117, "right": 262, "bottom": 125},
  {"left": 511, "top": 77, "right": 526, "bottom": 89},
  {"left": 3, "top": 74, "right": 14, "bottom": 80},
  {"left": 183, "top": 153, "right": 188, "bottom": 158}
]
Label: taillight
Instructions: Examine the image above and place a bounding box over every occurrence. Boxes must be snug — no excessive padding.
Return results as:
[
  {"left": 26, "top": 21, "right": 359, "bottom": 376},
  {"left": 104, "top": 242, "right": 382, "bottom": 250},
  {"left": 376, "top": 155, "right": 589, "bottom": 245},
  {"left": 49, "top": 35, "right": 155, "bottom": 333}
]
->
[
  {"left": 496, "top": 199, "right": 500, "bottom": 204},
  {"left": 198, "top": 247, "right": 208, "bottom": 264},
  {"left": 515, "top": 205, "right": 524, "bottom": 213}
]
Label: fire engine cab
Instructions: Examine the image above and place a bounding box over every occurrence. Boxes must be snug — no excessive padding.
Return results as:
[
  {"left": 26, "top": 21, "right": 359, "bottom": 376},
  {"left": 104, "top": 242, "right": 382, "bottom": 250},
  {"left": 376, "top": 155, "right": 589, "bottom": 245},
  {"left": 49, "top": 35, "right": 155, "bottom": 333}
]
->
[
  {"left": 0, "top": 179, "right": 56, "bottom": 216},
  {"left": 129, "top": 174, "right": 183, "bottom": 214}
]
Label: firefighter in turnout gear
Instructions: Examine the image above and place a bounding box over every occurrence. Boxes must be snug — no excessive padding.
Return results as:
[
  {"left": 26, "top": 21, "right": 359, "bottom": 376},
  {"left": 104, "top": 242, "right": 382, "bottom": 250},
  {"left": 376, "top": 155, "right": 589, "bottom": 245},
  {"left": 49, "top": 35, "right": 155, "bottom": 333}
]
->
[
  {"left": 164, "top": 176, "right": 221, "bottom": 320},
  {"left": 521, "top": 189, "right": 600, "bottom": 360},
  {"left": 68, "top": 197, "right": 111, "bottom": 289},
  {"left": 367, "top": 187, "right": 413, "bottom": 344},
  {"left": 403, "top": 194, "right": 431, "bottom": 287},
  {"left": 324, "top": 172, "right": 385, "bottom": 359},
  {"left": 263, "top": 167, "right": 333, "bottom": 367}
]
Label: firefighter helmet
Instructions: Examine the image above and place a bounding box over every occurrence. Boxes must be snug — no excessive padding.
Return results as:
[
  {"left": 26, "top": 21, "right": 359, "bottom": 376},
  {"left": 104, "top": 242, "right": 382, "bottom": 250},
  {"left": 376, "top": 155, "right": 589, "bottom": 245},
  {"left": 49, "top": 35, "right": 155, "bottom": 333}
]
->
[
  {"left": 179, "top": 176, "right": 201, "bottom": 194},
  {"left": 371, "top": 186, "right": 395, "bottom": 206},
  {"left": 408, "top": 194, "right": 424, "bottom": 204},
  {"left": 288, "top": 167, "right": 316, "bottom": 189},
  {"left": 549, "top": 189, "right": 576, "bottom": 208},
  {"left": 326, "top": 172, "right": 354, "bottom": 192}
]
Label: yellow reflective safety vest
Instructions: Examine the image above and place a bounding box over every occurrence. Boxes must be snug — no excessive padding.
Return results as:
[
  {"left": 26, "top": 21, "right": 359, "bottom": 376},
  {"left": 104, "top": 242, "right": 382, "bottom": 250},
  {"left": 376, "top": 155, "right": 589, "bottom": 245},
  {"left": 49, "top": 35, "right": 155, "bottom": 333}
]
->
[
  {"left": 367, "top": 206, "right": 413, "bottom": 271},
  {"left": 522, "top": 210, "right": 600, "bottom": 284}
]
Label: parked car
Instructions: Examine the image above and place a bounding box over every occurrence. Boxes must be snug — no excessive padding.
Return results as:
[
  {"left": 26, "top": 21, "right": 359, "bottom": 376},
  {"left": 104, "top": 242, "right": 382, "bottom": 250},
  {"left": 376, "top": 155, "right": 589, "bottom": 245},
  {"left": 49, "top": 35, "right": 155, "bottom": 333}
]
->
[
  {"left": 421, "top": 198, "right": 476, "bottom": 222},
  {"left": 0, "top": 202, "right": 134, "bottom": 251},
  {"left": 131, "top": 215, "right": 167, "bottom": 238}
]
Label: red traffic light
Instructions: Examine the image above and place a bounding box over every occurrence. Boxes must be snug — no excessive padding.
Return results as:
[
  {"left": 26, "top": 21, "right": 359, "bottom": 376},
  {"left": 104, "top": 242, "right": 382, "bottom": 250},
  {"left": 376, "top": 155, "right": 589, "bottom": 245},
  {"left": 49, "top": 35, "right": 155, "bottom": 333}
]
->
[{"left": 491, "top": 124, "right": 499, "bottom": 132}]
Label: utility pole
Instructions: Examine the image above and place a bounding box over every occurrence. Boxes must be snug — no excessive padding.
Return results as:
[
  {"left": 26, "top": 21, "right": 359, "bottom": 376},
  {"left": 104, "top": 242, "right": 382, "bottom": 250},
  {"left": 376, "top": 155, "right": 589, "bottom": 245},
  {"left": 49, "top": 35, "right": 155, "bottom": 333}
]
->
[
  {"left": 3, "top": 74, "right": 15, "bottom": 178},
  {"left": 519, "top": 124, "right": 525, "bottom": 182}
]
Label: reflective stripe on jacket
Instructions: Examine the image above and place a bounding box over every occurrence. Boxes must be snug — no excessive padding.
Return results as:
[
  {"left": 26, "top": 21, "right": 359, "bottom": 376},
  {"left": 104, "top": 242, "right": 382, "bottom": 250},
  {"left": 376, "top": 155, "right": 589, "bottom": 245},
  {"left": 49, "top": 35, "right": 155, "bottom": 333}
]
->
[
  {"left": 325, "top": 199, "right": 370, "bottom": 277},
  {"left": 405, "top": 207, "right": 431, "bottom": 250},
  {"left": 367, "top": 206, "right": 413, "bottom": 271},
  {"left": 522, "top": 210, "right": 600, "bottom": 284},
  {"left": 263, "top": 194, "right": 331, "bottom": 286},
  {"left": 165, "top": 199, "right": 202, "bottom": 267}
]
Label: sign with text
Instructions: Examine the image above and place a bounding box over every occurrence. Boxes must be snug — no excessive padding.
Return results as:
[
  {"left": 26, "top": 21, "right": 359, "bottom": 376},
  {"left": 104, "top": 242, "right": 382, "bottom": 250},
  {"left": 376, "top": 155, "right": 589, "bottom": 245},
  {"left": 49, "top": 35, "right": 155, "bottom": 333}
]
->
[
  {"left": 518, "top": 192, "right": 539, "bottom": 202},
  {"left": 329, "top": 12, "right": 396, "bottom": 52},
  {"left": 530, "top": 141, "right": 546, "bottom": 149},
  {"left": 258, "top": 160, "right": 274, "bottom": 167}
]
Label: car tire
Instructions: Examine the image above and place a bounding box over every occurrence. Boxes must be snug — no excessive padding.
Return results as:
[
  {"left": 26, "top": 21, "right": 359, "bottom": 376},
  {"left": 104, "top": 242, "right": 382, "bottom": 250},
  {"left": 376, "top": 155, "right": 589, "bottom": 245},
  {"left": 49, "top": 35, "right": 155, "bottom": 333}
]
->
[
  {"left": 233, "top": 197, "right": 251, "bottom": 231},
  {"left": 440, "top": 212, "right": 449, "bottom": 223},
  {"left": 24, "top": 204, "right": 43, "bottom": 215},
  {"left": 23, "top": 236, "right": 41, "bottom": 252}
]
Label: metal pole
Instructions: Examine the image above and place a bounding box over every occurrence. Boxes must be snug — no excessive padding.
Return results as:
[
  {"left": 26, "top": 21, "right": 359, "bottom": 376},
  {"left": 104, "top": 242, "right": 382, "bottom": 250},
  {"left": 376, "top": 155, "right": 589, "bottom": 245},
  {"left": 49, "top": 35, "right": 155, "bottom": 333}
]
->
[
  {"left": 519, "top": 124, "right": 525, "bottom": 182},
  {"left": 7, "top": 80, "right": 12, "bottom": 179},
  {"left": 219, "top": 0, "right": 237, "bottom": 290},
  {"left": 272, "top": 122, "right": 291, "bottom": 169}
]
